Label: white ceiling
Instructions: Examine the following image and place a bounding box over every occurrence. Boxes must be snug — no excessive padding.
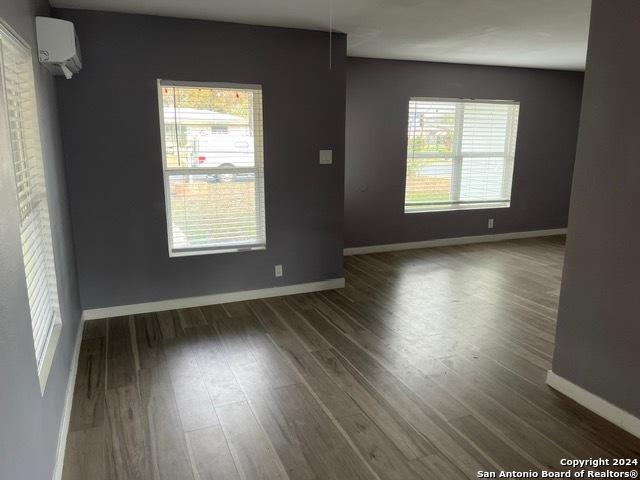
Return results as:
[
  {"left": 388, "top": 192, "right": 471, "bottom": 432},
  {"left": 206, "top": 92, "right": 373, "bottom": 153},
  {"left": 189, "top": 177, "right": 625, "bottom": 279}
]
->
[{"left": 51, "top": 0, "right": 591, "bottom": 70}]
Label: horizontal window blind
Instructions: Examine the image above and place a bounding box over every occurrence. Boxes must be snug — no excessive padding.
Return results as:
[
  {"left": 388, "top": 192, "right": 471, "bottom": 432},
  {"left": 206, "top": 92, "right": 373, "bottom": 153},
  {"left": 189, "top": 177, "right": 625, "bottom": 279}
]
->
[
  {"left": 0, "top": 23, "right": 61, "bottom": 372},
  {"left": 405, "top": 98, "right": 520, "bottom": 213},
  {"left": 158, "top": 81, "right": 266, "bottom": 255}
]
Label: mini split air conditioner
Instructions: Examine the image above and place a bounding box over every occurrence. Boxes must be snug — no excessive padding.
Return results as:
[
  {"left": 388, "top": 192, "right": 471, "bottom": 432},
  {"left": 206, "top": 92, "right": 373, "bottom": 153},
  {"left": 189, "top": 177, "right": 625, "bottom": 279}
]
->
[{"left": 36, "top": 17, "right": 81, "bottom": 79}]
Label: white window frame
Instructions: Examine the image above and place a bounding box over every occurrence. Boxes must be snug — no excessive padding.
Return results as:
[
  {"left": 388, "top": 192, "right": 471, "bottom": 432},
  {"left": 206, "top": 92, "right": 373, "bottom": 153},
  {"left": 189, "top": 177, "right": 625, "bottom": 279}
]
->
[
  {"left": 0, "top": 18, "right": 62, "bottom": 394},
  {"left": 157, "top": 79, "right": 266, "bottom": 257},
  {"left": 404, "top": 97, "right": 520, "bottom": 214}
]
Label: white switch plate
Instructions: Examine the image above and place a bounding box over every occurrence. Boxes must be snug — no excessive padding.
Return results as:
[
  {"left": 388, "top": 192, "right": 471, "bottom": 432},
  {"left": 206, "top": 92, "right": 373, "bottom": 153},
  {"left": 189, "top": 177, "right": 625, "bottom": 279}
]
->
[
  {"left": 319, "top": 149, "right": 333, "bottom": 165},
  {"left": 275, "top": 264, "right": 283, "bottom": 277},
  {"left": 488, "top": 218, "right": 494, "bottom": 229}
]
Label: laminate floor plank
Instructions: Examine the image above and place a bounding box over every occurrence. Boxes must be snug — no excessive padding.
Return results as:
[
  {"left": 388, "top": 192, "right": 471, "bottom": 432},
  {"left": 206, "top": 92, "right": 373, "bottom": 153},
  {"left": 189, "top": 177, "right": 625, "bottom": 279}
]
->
[
  {"left": 178, "top": 307, "right": 208, "bottom": 329},
  {"left": 186, "top": 426, "right": 241, "bottom": 480},
  {"left": 252, "top": 308, "right": 362, "bottom": 419},
  {"left": 427, "top": 363, "right": 570, "bottom": 470},
  {"left": 340, "top": 324, "right": 584, "bottom": 469},
  {"left": 133, "top": 312, "right": 166, "bottom": 370},
  {"left": 453, "top": 351, "right": 640, "bottom": 458},
  {"left": 211, "top": 312, "right": 299, "bottom": 391},
  {"left": 183, "top": 324, "right": 243, "bottom": 409},
  {"left": 138, "top": 367, "right": 195, "bottom": 480},
  {"left": 62, "top": 426, "right": 107, "bottom": 480},
  {"left": 448, "top": 415, "right": 538, "bottom": 471},
  {"left": 105, "top": 385, "right": 152, "bottom": 479},
  {"left": 106, "top": 316, "right": 136, "bottom": 389},
  {"left": 303, "top": 312, "right": 496, "bottom": 477},
  {"left": 265, "top": 298, "right": 332, "bottom": 352},
  {"left": 441, "top": 355, "right": 614, "bottom": 460},
  {"left": 337, "top": 412, "right": 422, "bottom": 480},
  {"left": 83, "top": 317, "right": 107, "bottom": 339},
  {"left": 306, "top": 292, "right": 367, "bottom": 334},
  {"left": 62, "top": 237, "right": 640, "bottom": 480},
  {"left": 163, "top": 334, "right": 219, "bottom": 432},
  {"left": 311, "top": 329, "right": 535, "bottom": 475},
  {"left": 245, "top": 383, "right": 375, "bottom": 480},
  {"left": 155, "top": 309, "right": 184, "bottom": 339},
  {"left": 312, "top": 348, "right": 436, "bottom": 461},
  {"left": 342, "top": 328, "right": 472, "bottom": 423},
  {"left": 184, "top": 325, "right": 236, "bottom": 385},
  {"left": 216, "top": 401, "right": 289, "bottom": 480},
  {"left": 481, "top": 345, "right": 549, "bottom": 386},
  {"left": 408, "top": 453, "right": 468, "bottom": 480},
  {"left": 69, "top": 335, "right": 106, "bottom": 432}
]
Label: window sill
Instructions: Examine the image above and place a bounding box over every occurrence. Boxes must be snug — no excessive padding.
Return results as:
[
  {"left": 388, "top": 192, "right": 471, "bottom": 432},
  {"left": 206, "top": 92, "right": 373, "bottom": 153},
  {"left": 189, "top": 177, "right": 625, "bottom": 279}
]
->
[
  {"left": 405, "top": 202, "right": 510, "bottom": 214},
  {"left": 38, "top": 321, "right": 62, "bottom": 396},
  {"left": 170, "top": 245, "right": 266, "bottom": 257}
]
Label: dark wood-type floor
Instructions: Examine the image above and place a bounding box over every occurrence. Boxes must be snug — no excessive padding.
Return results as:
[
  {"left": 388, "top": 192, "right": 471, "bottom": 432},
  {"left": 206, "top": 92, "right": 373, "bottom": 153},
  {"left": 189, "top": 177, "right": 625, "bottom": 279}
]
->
[{"left": 63, "top": 237, "right": 640, "bottom": 479}]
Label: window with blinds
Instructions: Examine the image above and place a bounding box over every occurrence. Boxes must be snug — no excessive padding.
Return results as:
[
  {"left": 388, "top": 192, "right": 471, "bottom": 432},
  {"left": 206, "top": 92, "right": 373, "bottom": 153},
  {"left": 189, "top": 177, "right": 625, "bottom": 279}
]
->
[
  {"left": 0, "top": 21, "right": 61, "bottom": 388},
  {"left": 158, "top": 81, "right": 266, "bottom": 256},
  {"left": 405, "top": 98, "right": 520, "bottom": 213}
]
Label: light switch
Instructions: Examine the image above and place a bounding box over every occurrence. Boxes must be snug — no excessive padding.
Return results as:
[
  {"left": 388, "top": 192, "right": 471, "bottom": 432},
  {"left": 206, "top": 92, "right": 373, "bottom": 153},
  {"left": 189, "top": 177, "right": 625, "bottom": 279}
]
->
[{"left": 319, "top": 149, "right": 333, "bottom": 165}]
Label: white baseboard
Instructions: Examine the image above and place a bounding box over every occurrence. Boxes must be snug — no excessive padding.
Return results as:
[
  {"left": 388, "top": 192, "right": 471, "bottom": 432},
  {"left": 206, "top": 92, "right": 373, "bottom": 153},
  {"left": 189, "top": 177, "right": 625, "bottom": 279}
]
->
[
  {"left": 82, "top": 278, "right": 345, "bottom": 321},
  {"left": 546, "top": 370, "right": 640, "bottom": 439},
  {"left": 52, "top": 315, "right": 85, "bottom": 480},
  {"left": 343, "top": 228, "right": 567, "bottom": 256}
]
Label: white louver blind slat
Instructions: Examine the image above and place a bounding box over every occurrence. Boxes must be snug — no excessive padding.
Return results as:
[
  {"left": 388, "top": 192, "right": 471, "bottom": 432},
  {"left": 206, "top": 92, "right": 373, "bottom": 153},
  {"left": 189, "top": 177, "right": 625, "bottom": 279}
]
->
[
  {"left": 0, "top": 22, "right": 61, "bottom": 375},
  {"left": 405, "top": 98, "right": 520, "bottom": 213},
  {"left": 158, "top": 81, "right": 266, "bottom": 256}
]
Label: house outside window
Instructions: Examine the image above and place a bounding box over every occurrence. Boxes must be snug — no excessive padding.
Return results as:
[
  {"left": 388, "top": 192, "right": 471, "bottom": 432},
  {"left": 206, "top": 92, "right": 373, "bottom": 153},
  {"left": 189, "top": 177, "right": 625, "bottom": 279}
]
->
[
  {"left": 405, "top": 98, "right": 520, "bottom": 213},
  {"left": 158, "top": 81, "right": 266, "bottom": 256}
]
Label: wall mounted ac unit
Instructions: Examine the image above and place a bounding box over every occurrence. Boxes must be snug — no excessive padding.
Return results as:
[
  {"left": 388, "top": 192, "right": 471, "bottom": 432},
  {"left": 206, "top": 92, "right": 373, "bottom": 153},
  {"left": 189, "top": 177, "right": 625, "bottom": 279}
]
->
[{"left": 36, "top": 17, "right": 82, "bottom": 79}]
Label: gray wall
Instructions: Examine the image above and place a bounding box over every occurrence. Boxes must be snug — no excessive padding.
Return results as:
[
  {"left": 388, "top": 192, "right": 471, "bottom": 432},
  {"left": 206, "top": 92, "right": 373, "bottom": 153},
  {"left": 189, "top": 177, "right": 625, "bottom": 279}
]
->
[
  {"left": 0, "top": 1, "right": 82, "bottom": 479},
  {"left": 54, "top": 9, "right": 346, "bottom": 310},
  {"left": 345, "top": 57, "right": 583, "bottom": 248},
  {"left": 552, "top": 0, "right": 640, "bottom": 418}
]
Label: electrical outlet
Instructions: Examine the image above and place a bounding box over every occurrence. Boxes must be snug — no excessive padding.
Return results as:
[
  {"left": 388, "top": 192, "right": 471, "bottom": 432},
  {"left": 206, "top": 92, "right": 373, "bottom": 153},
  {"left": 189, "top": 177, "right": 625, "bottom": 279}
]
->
[
  {"left": 275, "top": 264, "right": 283, "bottom": 277},
  {"left": 319, "top": 149, "right": 333, "bottom": 165},
  {"left": 488, "top": 218, "right": 494, "bottom": 229}
]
